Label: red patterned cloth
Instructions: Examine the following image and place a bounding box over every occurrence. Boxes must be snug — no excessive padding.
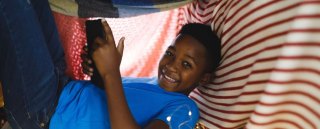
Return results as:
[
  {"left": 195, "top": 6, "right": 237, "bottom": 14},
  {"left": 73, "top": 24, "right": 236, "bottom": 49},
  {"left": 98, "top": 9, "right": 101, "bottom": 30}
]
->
[{"left": 53, "top": 12, "right": 88, "bottom": 80}]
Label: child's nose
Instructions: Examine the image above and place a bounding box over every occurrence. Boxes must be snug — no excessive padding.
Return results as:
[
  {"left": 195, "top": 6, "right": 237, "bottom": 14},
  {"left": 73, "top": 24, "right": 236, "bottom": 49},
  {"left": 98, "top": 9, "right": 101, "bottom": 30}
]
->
[{"left": 165, "top": 60, "right": 178, "bottom": 72}]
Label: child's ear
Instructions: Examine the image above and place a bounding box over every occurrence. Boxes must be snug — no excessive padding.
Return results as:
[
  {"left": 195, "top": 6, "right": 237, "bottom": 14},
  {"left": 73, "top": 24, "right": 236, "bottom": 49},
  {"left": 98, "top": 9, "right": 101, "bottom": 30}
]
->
[{"left": 199, "top": 73, "right": 213, "bottom": 86}]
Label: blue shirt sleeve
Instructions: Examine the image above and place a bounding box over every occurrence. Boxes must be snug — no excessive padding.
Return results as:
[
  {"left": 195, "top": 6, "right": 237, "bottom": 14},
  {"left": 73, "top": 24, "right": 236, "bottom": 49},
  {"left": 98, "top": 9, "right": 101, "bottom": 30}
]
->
[{"left": 155, "top": 99, "right": 199, "bottom": 129}]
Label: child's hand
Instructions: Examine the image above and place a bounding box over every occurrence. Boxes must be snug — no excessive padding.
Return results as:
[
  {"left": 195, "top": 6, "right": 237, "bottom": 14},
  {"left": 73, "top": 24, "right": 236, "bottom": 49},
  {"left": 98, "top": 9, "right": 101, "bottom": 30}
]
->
[
  {"left": 92, "top": 20, "right": 125, "bottom": 79},
  {"left": 81, "top": 45, "right": 94, "bottom": 76}
]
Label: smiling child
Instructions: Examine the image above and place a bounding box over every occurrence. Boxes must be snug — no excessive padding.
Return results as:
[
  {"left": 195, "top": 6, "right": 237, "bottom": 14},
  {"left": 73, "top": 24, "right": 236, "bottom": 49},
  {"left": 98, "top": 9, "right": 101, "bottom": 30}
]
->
[{"left": 0, "top": 2, "right": 220, "bottom": 127}]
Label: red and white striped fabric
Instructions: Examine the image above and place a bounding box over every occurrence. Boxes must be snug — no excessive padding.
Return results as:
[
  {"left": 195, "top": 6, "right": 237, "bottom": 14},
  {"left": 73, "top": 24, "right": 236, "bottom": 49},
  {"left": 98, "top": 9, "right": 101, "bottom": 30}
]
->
[{"left": 184, "top": 0, "right": 320, "bottom": 128}]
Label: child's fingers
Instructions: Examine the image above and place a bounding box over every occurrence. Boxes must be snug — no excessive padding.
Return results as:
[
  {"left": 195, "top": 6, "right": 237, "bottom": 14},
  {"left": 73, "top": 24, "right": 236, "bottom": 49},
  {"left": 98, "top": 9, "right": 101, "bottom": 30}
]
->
[
  {"left": 82, "top": 45, "right": 88, "bottom": 52},
  {"left": 117, "top": 37, "right": 125, "bottom": 58},
  {"left": 81, "top": 62, "right": 93, "bottom": 76},
  {"left": 93, "top": 37, "right": 106, "bottom": 48},
  {"left": 81, "top": 60, "right": 93, "bottom": 71},
  {"left": 80, "top": 53, "right": 93, "bottom": 75},
  {"left": 80, "top": 54, "right": 92, "bottom": 64},
  {"left": 84, "top": 69, "right": 93, "bottom": 76},
  {"left": 101, "top": 19, "right": 115, "bottom": 46}
]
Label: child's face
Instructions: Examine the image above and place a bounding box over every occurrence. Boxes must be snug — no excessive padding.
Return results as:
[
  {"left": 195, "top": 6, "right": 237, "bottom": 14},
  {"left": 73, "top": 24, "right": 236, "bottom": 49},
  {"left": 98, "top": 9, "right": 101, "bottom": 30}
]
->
[{"left": 158, "top": 34, "right": 209, "bottom": 94}]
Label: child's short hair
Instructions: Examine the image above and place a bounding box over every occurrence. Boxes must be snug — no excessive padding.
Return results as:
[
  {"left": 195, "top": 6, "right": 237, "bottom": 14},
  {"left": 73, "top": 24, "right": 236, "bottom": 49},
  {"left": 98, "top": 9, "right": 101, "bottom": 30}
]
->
[{"left": 178, "top": 23, "right": 221, "bottom": 72}]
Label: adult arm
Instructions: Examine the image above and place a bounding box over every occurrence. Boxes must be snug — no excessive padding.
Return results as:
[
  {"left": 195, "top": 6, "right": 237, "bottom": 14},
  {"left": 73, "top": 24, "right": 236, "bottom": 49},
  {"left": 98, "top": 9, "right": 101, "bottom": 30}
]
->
[{"left": 92, "top": 20, "right": 169, "bottom": 129}]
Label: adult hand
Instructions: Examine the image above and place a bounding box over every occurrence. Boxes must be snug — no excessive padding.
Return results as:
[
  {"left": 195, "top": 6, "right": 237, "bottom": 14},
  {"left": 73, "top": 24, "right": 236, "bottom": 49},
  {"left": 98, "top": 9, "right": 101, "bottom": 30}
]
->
[{"left": 92, "top": 19, "right": 125, "bottom": 79}]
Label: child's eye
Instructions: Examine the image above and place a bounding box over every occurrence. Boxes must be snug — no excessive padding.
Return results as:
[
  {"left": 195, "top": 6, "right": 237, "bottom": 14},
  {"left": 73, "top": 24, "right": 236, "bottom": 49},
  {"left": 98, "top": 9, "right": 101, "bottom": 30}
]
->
[
  {"left": 165, "top": 51, "right": 174, "bottom": 56},
  {"left": 182, "top": 61, "right": 192, "bottom": 69}
]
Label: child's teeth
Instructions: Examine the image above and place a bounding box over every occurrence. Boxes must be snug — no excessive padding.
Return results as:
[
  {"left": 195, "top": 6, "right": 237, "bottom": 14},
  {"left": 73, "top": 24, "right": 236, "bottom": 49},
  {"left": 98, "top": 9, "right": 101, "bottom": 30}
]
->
[{"left": 164, "top": 75, "right": 175, "bottom": 82}]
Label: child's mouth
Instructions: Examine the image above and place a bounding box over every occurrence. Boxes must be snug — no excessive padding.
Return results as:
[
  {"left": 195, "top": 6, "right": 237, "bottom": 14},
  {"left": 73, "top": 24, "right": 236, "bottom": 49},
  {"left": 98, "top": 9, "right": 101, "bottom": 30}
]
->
[
  {"left": 162, "top": 74, "right": 176, "bottom": 83},
  {"left": 160, "top": 69, "right": 178, "bottom": 84}
]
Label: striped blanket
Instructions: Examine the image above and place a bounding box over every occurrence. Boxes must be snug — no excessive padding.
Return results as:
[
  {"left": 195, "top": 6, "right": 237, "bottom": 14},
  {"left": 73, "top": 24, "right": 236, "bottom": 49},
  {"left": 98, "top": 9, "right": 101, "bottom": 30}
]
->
[{"left": 184, "top": 0, "right": 320, "bottom": 128}]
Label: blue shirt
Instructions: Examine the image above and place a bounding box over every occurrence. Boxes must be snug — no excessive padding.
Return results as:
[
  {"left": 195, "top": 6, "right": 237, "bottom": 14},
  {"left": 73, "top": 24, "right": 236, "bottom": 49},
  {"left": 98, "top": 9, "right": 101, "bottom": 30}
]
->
[{"left": 50, "top": 77, "right": 199, "bottom": 129}]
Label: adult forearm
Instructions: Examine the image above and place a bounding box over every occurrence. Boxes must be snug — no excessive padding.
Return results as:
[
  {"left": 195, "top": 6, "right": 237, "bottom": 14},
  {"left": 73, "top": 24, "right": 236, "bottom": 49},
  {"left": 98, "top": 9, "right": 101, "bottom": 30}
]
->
[{"left": 103, "top": 72, "right": 140, "bottom": 129}]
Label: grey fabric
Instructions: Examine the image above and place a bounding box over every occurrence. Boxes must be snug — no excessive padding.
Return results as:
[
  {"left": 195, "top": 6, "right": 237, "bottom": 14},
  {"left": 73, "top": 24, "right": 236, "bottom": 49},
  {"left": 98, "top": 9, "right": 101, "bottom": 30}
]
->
[
  {"left": 49, "top": 0, "right": 193, "bottom": 18},
  {"left": 77, "top": 0, "right": 119, "bottom": 18}
]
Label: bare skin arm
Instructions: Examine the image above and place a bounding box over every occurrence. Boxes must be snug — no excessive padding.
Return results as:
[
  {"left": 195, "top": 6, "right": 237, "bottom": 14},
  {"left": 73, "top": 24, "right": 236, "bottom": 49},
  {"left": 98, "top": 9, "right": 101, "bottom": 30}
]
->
[{"left": 91, "top": 20, "right": 169, "bottom": 129}]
